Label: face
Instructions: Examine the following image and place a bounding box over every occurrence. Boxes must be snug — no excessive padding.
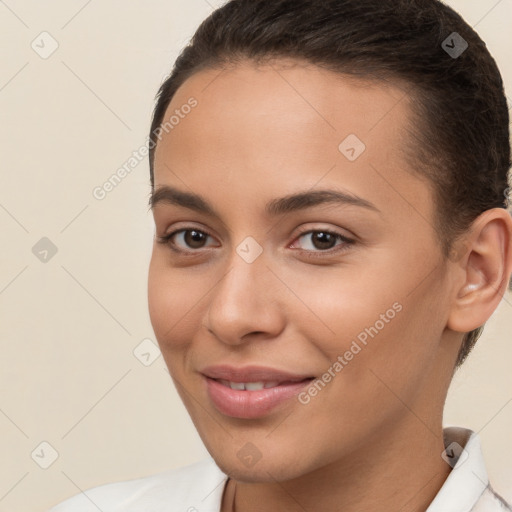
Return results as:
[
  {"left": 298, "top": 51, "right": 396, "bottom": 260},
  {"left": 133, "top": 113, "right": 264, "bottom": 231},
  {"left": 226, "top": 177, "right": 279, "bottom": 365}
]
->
[{"left": 148, "top": 59, "right": 457, "bottom": 482}]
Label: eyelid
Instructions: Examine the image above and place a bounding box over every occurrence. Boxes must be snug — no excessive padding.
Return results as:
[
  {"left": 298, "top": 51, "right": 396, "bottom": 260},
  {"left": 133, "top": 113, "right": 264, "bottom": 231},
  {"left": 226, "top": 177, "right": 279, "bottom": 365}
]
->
[{"left": 292, "top": 225, "right": 355, "bottom": 242}]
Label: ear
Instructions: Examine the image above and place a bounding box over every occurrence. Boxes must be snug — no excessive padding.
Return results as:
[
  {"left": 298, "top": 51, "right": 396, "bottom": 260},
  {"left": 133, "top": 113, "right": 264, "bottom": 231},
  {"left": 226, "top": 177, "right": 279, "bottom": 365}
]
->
[{"left": 447, "top": 208, "right": 512, "bottom": 334}]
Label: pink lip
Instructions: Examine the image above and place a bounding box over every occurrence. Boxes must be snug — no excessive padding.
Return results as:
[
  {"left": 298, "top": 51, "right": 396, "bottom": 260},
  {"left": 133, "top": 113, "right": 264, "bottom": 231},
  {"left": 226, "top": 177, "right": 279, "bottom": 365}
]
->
[
  {"left": 201, "top": 365, "right": 315, "bottom": 419},
  {"left": 201, "top": 364, "right": 314, "bottom": 383}
]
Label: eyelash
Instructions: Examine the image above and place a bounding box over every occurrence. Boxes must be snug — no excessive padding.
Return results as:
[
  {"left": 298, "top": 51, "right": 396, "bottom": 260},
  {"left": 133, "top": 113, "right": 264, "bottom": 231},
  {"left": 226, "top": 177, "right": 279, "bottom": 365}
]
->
[{"left": 156, "top": 226, "right": 355, "bottom": 258}]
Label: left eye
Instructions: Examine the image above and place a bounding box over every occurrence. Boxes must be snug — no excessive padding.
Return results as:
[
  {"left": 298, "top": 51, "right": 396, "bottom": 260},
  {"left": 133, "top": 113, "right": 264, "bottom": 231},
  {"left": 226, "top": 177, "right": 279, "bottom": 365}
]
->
[{"left": 291, "top": 230, "right": 354, "bottom": 252}]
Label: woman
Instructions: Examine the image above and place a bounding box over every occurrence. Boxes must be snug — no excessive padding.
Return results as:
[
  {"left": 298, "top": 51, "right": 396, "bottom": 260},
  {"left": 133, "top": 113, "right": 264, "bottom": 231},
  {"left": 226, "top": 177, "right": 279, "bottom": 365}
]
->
[{"left": 48, "top": 0, "right": 512, "bottom": 510}]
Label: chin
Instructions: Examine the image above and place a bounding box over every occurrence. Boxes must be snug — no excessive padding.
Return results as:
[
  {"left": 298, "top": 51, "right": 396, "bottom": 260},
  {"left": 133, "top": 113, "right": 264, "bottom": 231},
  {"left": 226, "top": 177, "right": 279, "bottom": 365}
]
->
[{"left": 212, "top": 454, "right": 307, "bottom": 483}]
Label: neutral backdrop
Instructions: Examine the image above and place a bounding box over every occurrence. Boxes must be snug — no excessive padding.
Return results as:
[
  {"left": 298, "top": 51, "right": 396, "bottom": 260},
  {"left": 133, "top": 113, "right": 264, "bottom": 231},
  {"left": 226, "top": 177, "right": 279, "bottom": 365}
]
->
[{"left": 0, "top": 1, "right": 511, "bottom": 511}]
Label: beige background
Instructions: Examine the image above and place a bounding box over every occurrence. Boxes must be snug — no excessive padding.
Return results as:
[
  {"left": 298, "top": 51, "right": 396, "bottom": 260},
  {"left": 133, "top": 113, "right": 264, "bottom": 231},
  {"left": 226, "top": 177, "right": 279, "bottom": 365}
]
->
[{"left": 0, "top": 1, "right": 511, "bottom": 511}]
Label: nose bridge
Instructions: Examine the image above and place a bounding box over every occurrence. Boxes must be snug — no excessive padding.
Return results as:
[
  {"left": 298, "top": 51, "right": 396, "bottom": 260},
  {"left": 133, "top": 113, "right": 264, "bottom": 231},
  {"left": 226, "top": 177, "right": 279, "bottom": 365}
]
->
[
  {"left": 214, "top": 243, "right": 271, "bottom": 314},
  {"left": 217, "top": 232, "right": 270, "bottom": 298}
]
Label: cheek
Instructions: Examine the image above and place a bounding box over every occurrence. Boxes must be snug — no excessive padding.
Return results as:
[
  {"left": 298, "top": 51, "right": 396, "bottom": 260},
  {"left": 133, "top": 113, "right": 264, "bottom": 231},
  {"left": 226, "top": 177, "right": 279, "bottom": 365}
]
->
[
  {"left": 281, "top": 263, "right": 403, "bottom": 347},
  {"left": 147, "top": 255, "right": 198, "bottom": 352},
  {"left": 285, "top": 259, "right": 443, "bottom": 382}
]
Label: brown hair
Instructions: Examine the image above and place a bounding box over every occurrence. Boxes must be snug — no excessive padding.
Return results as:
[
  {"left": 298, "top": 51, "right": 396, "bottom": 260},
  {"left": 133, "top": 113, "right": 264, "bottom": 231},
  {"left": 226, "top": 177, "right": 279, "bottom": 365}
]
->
[{"left": 148, "top": 0, "right": 511, "bottom": 368}]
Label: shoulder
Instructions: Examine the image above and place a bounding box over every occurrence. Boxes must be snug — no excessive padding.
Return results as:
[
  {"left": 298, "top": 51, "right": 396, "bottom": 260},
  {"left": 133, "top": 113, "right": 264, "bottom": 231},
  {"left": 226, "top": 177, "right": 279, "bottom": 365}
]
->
[{"left": 46, "top": 457, "right": 228, "bottom": 512}]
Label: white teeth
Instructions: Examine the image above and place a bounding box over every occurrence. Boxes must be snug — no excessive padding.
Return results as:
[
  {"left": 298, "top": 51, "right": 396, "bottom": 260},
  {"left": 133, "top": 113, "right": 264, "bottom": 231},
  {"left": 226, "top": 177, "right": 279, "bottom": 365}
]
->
[
  {"left": 218, "top": 380, "right": 281, "bottom": 390},
  {"left": 243, "top": 382, "right": 265, "bottom": 391}
]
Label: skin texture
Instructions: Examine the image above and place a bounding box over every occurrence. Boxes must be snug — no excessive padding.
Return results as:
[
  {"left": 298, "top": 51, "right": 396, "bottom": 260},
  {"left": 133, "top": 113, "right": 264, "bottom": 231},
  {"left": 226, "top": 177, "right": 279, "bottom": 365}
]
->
[{"left": 148, "top": 59, "right": 512, "bottom": 512}]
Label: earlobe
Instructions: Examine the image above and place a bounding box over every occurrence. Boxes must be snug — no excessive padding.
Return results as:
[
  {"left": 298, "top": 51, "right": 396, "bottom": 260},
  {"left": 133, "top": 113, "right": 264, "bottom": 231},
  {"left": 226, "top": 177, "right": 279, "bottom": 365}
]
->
[{"left": 447, "top": 208, "right": 512, "bottom": 333}]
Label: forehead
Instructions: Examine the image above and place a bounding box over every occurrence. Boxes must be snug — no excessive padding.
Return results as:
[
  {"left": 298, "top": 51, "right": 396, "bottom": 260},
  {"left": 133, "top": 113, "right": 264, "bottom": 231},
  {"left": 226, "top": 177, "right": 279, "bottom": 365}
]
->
[
  {"left": 153, "top": 59, "right": 433, "bottom": 224},
  {"left": 156, "top": 59, "right": 410, "bottom": 160}
]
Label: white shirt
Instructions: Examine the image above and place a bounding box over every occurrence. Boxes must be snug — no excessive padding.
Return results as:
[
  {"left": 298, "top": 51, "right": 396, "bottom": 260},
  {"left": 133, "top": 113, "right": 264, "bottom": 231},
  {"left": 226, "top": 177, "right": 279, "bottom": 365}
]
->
[{"left": 47, "top": 426, "right": 511, "bottom": 511}]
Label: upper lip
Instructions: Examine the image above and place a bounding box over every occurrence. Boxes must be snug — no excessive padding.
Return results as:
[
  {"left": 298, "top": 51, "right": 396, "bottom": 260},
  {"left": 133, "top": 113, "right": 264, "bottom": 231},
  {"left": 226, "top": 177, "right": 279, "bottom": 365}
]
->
[{"left": 201, "top": 364, "right": 315, "bottom": 383}]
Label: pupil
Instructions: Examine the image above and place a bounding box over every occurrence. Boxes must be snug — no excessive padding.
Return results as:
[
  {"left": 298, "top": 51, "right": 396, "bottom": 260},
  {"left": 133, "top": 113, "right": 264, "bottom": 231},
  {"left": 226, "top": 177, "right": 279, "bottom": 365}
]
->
[
  {"left": 314, "top": 232, "right": 335, "bottom": 250},
  {"left": 186, "top": 230, "right": 206, "bottom": 248}
]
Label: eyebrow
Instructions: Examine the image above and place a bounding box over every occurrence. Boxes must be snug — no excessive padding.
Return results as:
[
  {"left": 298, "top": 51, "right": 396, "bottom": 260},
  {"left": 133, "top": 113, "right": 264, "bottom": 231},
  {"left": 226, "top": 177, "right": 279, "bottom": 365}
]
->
[{"left": 149, "top": 185, "right": 381, "bottom": 217}]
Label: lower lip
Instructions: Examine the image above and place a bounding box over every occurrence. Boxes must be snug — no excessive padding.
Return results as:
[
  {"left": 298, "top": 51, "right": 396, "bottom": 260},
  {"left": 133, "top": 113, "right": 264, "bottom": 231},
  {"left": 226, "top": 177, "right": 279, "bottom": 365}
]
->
[{"left": 204, "top": 376, "right": 313, "bottom": 419}]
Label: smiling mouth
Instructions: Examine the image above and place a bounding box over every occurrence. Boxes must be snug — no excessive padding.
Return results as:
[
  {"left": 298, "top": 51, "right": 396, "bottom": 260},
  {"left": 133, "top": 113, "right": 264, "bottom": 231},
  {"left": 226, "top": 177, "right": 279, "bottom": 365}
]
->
[{"left": 204, "top": 375, "right": 316, "bottom": 419}]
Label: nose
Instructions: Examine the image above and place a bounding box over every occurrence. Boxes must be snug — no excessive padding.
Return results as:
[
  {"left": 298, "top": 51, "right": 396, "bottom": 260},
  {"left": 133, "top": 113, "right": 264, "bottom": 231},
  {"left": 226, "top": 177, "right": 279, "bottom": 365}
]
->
[{"left": 203, "top": 253, "right": 286, "bottom": 346}]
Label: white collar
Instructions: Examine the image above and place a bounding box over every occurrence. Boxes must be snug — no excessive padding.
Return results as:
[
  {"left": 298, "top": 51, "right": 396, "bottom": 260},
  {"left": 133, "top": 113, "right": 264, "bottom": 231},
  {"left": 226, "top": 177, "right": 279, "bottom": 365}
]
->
[{"left": 427, "top": 426, "right": 489, "bottom": 511}]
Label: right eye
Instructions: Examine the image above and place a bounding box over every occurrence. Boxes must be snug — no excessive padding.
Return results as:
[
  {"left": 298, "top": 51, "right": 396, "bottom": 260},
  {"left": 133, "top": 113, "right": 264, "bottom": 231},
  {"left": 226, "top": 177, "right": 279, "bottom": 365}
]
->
[{"left": 156, "top": 228, "right": 219, "bottom": 253}]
